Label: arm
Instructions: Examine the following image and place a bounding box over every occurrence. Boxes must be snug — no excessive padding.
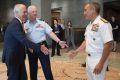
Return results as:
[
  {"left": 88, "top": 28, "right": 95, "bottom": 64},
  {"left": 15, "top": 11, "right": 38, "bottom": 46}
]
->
[
  {"left": 75, "top": 40, "right": 86, "bottom": 53},
  {"left": 48, "top": 32, "right": 67, "bottom": 48},
  {"left": 48, "top": 32, "right": 60, "bottom": 43},
  {"left": 93, "top": 41, "right": 113, "bottom": 74},
  {"left": 98, "top": 41, "right": 113, "bottom": 66},
  {"left": 11, "top": 23, "right": 40, "bottom": 51},
  {"left": 69, "top": 40, "right": 86, "bottom": 58}
]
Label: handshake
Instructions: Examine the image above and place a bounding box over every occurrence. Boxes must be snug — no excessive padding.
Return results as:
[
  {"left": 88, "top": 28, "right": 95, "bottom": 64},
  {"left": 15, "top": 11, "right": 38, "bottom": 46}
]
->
[{"left": 28, "top": 40, "right": 68, "bottom": 55}]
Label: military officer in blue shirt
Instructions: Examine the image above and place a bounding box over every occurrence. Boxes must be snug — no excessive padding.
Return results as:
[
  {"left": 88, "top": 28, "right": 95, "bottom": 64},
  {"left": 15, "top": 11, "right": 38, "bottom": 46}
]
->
[{"left": 24, "top": 5, "right": 67, "bottom": 80}]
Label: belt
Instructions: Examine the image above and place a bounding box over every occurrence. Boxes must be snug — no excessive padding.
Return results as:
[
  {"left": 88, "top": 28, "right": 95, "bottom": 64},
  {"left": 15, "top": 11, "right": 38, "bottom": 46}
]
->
[
  {"left": 37, "top": 40, "right": 46, "bottom": 45},
  {"left": 38, "top": 40, "right": 48, "bottom": 48}
]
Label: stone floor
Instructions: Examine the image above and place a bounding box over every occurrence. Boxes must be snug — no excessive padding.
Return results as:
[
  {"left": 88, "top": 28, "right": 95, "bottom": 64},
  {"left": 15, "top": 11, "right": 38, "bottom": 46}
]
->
[
  {"left": 0, "top": 43, "right": 120, "bottom": 80},
  {"left": 0, "top": 59, "right": 120, "bottom": 80}
]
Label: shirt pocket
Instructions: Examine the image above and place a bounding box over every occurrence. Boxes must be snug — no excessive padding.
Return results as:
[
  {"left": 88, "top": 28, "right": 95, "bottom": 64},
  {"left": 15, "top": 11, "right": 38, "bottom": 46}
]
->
[{"left": 35, "top": 28, "right": 44, "bottom": 33}]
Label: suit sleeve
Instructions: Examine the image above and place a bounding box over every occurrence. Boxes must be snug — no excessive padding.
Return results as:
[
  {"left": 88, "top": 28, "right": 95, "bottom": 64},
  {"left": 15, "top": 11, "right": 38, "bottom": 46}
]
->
[{"left": 11, "top": 23, "right": 40, "bottom": 51}]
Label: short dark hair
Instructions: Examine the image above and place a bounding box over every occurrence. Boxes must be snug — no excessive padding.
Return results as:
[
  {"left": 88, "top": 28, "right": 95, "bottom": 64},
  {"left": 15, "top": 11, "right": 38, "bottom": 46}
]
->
[
  {"left": 84, "top": 2, "right": 101, "bottom": 14},
  {"left": 51, "top": 18, "right": 58, "bottom": 26}
]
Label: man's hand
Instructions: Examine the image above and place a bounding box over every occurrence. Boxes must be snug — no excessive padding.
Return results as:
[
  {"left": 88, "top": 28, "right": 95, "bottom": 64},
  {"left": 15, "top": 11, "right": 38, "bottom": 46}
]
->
[
  {"left": 58, "top": 41, "right": 68, "bottom": 48},
  {"left": 40, "top": 44, "right": 49, "bottom": 55},
  {"left": 28, "top": 48, "right": 33, "bottom": 53},
  {"left": 93, "top": 63, "right": 103, "bottom": 75},
  {"left": 68, "top": 50, "right": 78, "bottom": 59}
]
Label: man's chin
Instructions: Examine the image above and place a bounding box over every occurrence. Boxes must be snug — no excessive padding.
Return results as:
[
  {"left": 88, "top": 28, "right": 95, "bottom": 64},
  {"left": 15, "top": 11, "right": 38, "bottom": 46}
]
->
[{"left": 22, "top": 19, "right": 27, "bottom": 23}]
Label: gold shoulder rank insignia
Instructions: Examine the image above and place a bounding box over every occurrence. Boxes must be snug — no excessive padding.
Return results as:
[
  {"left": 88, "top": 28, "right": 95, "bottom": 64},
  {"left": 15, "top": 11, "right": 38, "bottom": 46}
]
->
[{"left": 100, "top": 18, "right": 108, "bottom": 23}]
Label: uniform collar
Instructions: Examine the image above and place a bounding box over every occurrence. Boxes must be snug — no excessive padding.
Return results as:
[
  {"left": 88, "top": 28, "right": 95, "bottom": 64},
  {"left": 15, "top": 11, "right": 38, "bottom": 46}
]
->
[
  {"left": 28, "top": 19, "right": 38, "bottom": 24},
  {"left": 90, "top": 15, "right": 101, "bottom": 25}
]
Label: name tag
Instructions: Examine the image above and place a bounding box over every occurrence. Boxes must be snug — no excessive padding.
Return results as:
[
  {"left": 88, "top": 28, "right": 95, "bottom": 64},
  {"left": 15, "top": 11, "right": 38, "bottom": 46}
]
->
[{"left": 36, "top": 24, "right": 44, "bottom": 28}]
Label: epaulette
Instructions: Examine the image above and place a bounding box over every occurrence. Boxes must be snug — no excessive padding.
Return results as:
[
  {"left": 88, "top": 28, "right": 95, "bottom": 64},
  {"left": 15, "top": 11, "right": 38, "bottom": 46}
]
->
[{"left": 100, "top": 18, "right": 108, "bottom": 23}]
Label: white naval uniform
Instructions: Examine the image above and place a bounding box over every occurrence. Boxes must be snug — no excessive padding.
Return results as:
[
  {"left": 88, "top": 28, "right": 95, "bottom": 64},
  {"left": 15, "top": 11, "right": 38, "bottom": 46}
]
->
[
  {"left": 24, "top": 19, "right": 52, "bottom": 44},
  {"left": 84, "top": 15, "right": 113, "bottom": 80}
]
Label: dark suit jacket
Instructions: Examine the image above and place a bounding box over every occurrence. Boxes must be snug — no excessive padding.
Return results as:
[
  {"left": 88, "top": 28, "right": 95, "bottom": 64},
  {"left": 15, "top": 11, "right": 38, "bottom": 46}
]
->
[
  {"left": 52, "top": 24, "right": 63, "bottom": 40},
  {"left": 2, "top": 18, "right": 40, "bottom": 65}
]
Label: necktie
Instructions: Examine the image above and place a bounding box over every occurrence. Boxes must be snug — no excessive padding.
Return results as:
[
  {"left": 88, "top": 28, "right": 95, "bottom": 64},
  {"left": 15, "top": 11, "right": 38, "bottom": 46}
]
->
[{"left": 21, "top": 23, "right": 26, "bottom": 34}]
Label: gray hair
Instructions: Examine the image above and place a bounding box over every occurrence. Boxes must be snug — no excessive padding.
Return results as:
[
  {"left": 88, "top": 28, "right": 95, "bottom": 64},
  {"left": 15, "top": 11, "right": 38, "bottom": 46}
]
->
[
  {"left": 13, "top": 4, "right": 25, "bottom": 17},
  {"left": 84, "top": 2, "right": 101, "bottom": 14},
  {"left": 27, "top": 5, "right": 37, "bottom": 13}
]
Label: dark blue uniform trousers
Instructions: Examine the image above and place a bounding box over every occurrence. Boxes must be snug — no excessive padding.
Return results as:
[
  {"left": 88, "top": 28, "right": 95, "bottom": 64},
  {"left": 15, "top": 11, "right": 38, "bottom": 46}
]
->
[
  {"left": 28, "top": 48, "right": 53, "bottom": 80},
  {"left": 6, "top": 62, "right": 27, "bottom": 80}
]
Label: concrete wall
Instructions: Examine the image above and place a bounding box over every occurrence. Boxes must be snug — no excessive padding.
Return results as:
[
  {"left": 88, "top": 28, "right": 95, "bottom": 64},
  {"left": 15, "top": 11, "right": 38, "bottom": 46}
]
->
[
  {"left": 0, "top": 1, "right": 10, "bottom": 24},
  {"left": 52, "top": 0, "right": 87, "bottom": 28},
  {"left": 52, "top": 0, "right": 103, "bottom": 28},
  {"left": 41, "top": 0, "right": 52, "bottom": 25},
  {"left": 31, "top": 0, "right": 42, "bottom": 19}
]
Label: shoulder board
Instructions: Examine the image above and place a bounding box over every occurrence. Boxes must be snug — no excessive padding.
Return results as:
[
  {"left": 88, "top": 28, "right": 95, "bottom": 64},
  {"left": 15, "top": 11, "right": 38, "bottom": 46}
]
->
[{"left": 100, "top": 18, "right": 108, "bottom": 23}]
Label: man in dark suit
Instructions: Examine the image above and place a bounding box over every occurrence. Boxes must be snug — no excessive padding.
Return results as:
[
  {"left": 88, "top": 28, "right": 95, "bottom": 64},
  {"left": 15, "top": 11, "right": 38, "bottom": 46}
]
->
[{"left": 2, "top": 4, "right": 41, "bottom": 80}]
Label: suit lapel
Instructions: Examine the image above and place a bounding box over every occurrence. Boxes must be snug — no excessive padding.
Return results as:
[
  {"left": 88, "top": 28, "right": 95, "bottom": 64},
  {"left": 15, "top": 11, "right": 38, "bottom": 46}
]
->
[{"left": 14, "top": 18, "right": 25, "bottom": 34}]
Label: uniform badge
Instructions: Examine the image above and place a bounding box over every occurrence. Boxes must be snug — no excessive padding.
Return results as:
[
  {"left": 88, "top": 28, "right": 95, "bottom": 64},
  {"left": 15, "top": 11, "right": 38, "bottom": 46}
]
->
[
  {"left": 24, "top": 27, "right": 30, "bottom": 33},
  {"left": 24, "top": 26, "right": 32, "bottom": 34},
  {"left": 91, "top": 24, "right": 99, "bottom": 32},
  {"left": 36, "top": 24, "right": 44, "bottom": 28}
]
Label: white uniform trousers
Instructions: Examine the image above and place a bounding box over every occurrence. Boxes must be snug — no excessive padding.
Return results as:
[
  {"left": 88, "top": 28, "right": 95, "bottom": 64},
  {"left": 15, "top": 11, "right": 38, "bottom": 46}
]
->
[{"left": 86, "top": 53, "right": 108, "bottom": 80}]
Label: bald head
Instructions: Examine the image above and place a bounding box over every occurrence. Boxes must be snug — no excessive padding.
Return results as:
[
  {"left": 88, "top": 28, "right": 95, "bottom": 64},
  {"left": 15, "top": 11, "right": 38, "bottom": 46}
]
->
[
  {"left": 14, "top": 4, "right": 27, "bottom": 22},
  {"left": 27, "top": 5, "right": 38, "bottom": 21}
]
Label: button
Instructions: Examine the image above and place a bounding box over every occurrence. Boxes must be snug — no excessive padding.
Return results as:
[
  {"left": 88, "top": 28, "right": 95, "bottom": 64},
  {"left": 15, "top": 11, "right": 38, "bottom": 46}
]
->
[
  {"left": 93, "top": 38, "right": 95, "bottom": 40},
  {"left": 88, "top": 54, "right": 91, "bottom": 56}
]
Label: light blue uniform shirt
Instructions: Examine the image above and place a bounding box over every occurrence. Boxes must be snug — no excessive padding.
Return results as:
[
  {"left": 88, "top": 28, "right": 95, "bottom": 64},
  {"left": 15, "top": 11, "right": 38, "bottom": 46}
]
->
[{"left": 24, "top": 19, "right": 52, "bottom": 43}]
